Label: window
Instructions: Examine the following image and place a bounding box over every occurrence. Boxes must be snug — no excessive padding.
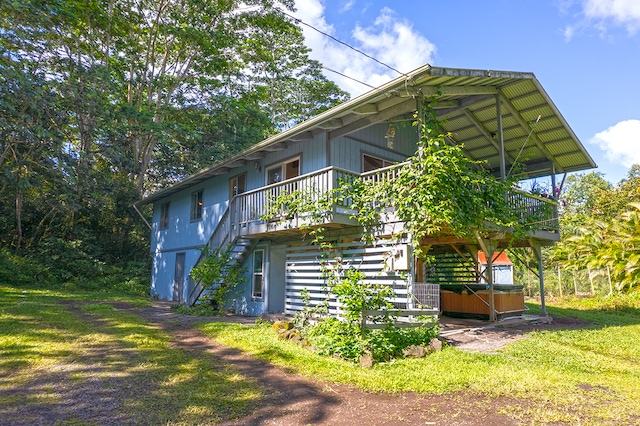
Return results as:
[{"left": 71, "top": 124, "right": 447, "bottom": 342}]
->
[
  {"left": 160, "top": 202, "right": 170, "bottom": 229},
  {"left": 266, "top": 157, "right": 300, "bottom": 184},
  {"left": 362, "top": 154, "right": 395, "bottom": 172},
  {"left": 229, "top": 174, "right": 246, "bottom": 198},
  {"left": 190, "top": 190, "right": 203, "bottom": 221},
  {"left": 252, "top": 249, "right": 265, "bottom": 299}
]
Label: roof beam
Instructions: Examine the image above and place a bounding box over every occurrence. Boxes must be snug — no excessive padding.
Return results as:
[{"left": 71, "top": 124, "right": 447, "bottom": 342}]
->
[
  {"left": 353, "top": 104, "right": 378, "bottom": 115},
  {"left": 498, "top": 93, "right": 563, "bottom": 172},
  {"left": 244, "top": 151, "right": 266, "bottom": 160},
  {"left": 288, "top": 131, "right": 314, "bottom": 141},
  {"left": 422, "top": 86, "right": 498, "bottom": 96},
  {"left": 459, "top": 109, "right": 518, "bottom": 165},
  {"left": 263, "top": 141, "right": 287, "bottom": 151},
  {"left": 316, "top": 118, "right": 343, "bottom": 130},
  {"left": 329, "top": 98, "right": 418, "bottom": 140}
]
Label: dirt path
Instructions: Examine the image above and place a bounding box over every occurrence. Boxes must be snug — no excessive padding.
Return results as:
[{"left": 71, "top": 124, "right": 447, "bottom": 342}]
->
[
  {"left": 3, "top": 300, "right": 578, "bottom": 425},
  {"left": 112, "top": 301, "right": 526, "bottom": 425}
]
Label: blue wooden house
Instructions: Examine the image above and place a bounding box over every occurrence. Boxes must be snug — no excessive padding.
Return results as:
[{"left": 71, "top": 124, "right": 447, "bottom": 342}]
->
[{"left": 137, "top": 65, "right": 595, "bottom": 320}]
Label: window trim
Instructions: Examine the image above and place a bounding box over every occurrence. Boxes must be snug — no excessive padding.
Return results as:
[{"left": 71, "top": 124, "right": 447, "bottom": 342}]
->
[
  {"left": 190, "top": 190, "right": 203, "bottom": 222},
  {"left": 160, "top": 202, "right": 170, "bottom": 230},
  {"left": 362, "top": 153, "right": 395, "bottom": 173},
  {"left": 252, "top": 248, "right": 265, "bottom": 300},
  {"left": 265, "top": 155, "right": 301, "bottom": 185}
]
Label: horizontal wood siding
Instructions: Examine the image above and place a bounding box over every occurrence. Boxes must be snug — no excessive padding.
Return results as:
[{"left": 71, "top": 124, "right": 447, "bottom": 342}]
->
[{"left": 285, "top": 238, "right": 412, "bottom": 316}]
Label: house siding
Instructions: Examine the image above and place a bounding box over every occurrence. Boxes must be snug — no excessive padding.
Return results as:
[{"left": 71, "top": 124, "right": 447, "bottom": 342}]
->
[
  {"left": 147, "top": 123, "right": 422, "bottom": 305},
  {"left": 331, "top": 123, "right": 417, "bottom": 171}
]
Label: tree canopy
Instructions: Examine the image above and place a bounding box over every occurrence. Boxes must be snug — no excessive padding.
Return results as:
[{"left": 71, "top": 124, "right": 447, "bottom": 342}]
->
[{"left": 0, "top": 0, "right": 348, "bottom": 284}]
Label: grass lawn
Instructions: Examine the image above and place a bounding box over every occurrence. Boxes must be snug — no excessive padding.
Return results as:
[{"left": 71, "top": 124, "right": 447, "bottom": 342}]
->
[
  {"left": 199, "top": 293, "right": 640, "bottom": 425},
  {"left": 1, "top": 283, "right": 639, "bottom": 425},
  {"left": 0, "top": 285, "right": 263, "bottom": 425}
]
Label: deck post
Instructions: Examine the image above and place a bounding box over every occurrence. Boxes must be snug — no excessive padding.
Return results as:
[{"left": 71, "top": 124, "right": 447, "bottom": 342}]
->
[
  {"left": 530, "top": 241, "right": 547, "bottom": 316},
  {"left": 496, "top": 95, "right": 506, "bottom": 181},
  {"left": 551, "top": 164, "right": 557, "bottom": 200},
  {"left": 476, "top": 233, "right": 498, "bottom": 321}
]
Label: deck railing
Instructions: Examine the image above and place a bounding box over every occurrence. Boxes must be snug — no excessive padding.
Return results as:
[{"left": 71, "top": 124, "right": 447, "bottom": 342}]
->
[
  {"left": 508, "top": 190, "right": 559, "bottom": 232},
  {"left": 220, "top": 164, "right": 558, "bottom": 237},
  {"left": 229, "top": 166, "right": 360, "bottom": 229}
]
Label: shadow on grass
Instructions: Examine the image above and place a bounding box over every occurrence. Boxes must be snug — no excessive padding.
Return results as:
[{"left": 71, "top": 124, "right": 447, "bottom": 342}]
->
[{"left": 0, "top": 288, "right": 340, "bottom": 425}]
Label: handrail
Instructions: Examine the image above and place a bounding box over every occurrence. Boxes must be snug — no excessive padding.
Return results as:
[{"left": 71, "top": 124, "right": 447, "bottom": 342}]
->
[
  {"left": 187, "top": 204, "right": 232, "bottom": 305},
  {"left": 238, "top": 165, "right": 360, "bottom": 198}
]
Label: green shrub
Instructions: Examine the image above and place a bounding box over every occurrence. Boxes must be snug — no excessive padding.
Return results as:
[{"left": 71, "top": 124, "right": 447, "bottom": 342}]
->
[
  {"left": 0, "top": 249, "right": 56, "bottom": 286},
  {"left": 302, "top": 317, "right": 439, "bottom": 363}
]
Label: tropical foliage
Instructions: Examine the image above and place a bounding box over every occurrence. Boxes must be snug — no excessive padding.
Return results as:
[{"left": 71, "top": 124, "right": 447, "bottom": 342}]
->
[{"left": 548, "top": 167, "right": 640, "bottom": 292}]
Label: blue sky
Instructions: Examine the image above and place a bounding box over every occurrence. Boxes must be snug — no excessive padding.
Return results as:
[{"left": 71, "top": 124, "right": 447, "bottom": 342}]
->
[{"left": 293, "top": 0, "right": 640, "bottom": 185}]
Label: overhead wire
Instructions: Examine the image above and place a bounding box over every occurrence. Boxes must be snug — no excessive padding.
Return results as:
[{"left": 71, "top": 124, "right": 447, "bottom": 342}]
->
[
  {"left": 321, "top": 66, "right": 376, "bottom": 89},
  {"left": 280, "top": 10, "right": 406, "bottom": 82}
]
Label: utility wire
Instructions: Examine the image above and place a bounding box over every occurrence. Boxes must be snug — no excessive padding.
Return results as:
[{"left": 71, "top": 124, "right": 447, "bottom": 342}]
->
[
  {"left": 282, "top": 11, "right": 406, "bottom": 78},
  {"left": 322, "top": 66, "right": 376, "bottom": 89}
]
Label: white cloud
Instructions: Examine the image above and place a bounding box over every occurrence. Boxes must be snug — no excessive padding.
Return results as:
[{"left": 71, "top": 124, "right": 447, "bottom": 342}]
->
[
  {"left": 590, "top": 120, "right": 640, "bottom": 168},
  {"left": 583, "top": 0, "right": 640, "bottom": 34},
  {"left": 565, "top": 0, "right": 640, "bottom": 38},
  {"left": 293, "top": 0, "right": 436, "bottom": 97},
  {"left": 340, "top": 0, "right": 355, "bottom": 13}
]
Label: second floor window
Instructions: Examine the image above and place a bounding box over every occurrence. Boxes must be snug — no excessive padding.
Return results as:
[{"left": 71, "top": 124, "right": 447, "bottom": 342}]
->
[
  {"left": 190, "top": 190, "right": 203, "bottom": 221},
  {"left": 160, "top": 202, "right": 170, "bottom": 229},
  {"left": 362, "top": 153, "right": 395, "bottom": 172},
  {"left": 266, "top": 157, "right": 300, "bottom": 185}
]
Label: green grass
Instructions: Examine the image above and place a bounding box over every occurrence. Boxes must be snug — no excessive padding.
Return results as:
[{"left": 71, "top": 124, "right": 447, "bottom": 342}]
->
[
  {"left": 0, "top": 285, "right": 261, "bottom": 424},
  {"left": 199, "top": 293, "right": 640, "bottom": 425},
  {"left": 2, "top": 283, "right": 640, "bottom": 425}
]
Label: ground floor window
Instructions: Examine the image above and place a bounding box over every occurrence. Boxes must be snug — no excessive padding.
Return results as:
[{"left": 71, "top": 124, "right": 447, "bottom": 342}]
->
[{"left": 252, "top": 249, "right": 265, "bottom": 299}]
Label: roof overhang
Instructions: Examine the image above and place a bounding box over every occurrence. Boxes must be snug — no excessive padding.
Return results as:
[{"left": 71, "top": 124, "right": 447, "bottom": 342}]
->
[{"left": 138, "top": 64, "right": 596, "bottom": 205}]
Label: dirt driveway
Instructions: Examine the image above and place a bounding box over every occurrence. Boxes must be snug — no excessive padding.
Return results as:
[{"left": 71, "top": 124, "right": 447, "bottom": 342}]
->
[{"left": 4, "top": 301, "right": 580, "bottom": 426}]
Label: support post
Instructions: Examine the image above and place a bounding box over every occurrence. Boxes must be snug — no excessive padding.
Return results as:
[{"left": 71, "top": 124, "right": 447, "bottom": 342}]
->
[
  {"left": 496, "top": 95, "right": 506, "bottom": 181},
  {"left": 551, "top": 164, "right": 557, "bottom": 200},
  {"left": 476, "top": 233, "right": 498, "bottom": 321},
  {"left": 530, "top": 241, "right": 547, "bottom": 316}
]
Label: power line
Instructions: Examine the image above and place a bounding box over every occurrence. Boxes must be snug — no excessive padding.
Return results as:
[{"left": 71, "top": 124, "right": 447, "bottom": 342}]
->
[
  {"left": 322, "top": 66, "right": 376, "bottom": 89},
  {"left": 282, "top": 11, "right": 406, "bottom": 79}
]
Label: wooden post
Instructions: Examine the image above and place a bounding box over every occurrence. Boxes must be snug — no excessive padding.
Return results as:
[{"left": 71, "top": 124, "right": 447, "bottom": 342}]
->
[
  {"left": 476, "top": 233, "right": 498, "bottom": 322},
  {"left": 496, "top": 95, "right": 506, "bottom": 181},
  {"left": 530, "top": 242, "right": 547, "bottom": 316},
  {"left": 557, "top": 266, "right": 563, "bottom": 297},
  {"left": 607, "top": 266, "right": 613, "bottom": 295},
  {"left": 588, "top": 267, "right": 595, "bottom": 295}
]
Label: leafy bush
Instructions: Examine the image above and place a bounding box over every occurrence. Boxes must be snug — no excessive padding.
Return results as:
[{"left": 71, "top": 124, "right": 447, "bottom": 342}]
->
[
  {"left": 0, "top": 248, "right": 150, "bottom": 295},
  {"left": 303, "top": 317, "right": 439, "bottom": 363},
  {"left": 190, "top": 246, "right": 246, "bottom": 312},
  {"left": 0, "top": 249, "right": 55, "bottom": 286}
]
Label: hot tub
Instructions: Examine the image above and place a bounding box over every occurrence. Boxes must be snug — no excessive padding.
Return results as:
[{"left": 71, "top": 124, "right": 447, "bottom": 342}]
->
[{"left": 439, "top": 284, "right": 525, "bottom": 320}]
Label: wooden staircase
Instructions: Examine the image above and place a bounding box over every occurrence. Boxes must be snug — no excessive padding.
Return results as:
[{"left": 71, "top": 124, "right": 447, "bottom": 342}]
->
[{"left": 186, "top": 203, "right": 256, "bottom": 306}]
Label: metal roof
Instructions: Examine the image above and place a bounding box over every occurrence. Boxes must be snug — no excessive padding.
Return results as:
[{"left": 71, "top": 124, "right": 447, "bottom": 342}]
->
[{"left": 139, "top": 64, "right": 596, "bottom": 205}]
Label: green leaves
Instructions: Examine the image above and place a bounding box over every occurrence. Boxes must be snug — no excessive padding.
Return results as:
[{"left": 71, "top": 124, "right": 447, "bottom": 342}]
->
[{"left": 349, "top": 102, "right": 523, "bottom": 251}]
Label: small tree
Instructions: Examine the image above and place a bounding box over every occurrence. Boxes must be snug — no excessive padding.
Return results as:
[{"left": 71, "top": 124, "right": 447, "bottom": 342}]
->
[{"left": 190, "top": 246, "right": 246, "bottom": 312}]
